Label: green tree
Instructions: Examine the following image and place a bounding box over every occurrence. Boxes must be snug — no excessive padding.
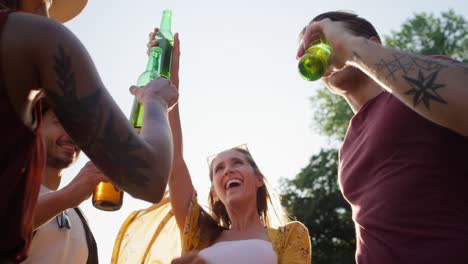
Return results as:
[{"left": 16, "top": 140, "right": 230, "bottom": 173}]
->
[
  {"left": 385, "top": 10, "right": 467, "bottom": 62},
  {"left": 281, "top": 149, "right": 355, "bottom": 264},
  {"left": 281, "top": 10, "right": 466, "bottom": 264},
  {"left": 311, "top": 88, "right": 352, "bottom": 141}
]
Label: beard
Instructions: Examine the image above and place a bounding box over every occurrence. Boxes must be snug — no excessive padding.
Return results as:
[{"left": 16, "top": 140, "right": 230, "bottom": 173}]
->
[
  {"left": 45, "top": 139, "right": 79, "bottom": 169},
  {"left": 46, "top": 152, "right": 77, "bottom": 169}
]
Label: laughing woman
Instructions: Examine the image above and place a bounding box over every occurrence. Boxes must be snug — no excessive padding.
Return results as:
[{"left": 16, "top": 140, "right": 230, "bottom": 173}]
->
[
  {"left": 171, "top": 144, "right": 312, "bottom": 264},
  {"left": 112, "top": 30, "right": 311, "bottom": 264}
]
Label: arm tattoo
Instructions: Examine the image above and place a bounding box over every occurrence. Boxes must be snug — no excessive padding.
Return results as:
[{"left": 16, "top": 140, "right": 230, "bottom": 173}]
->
[
  {"left": 46, "top": 45, "right": 151, "bottom": 187},
  {"left": 373, "top": 52, "right": 450, "bottom": 109},
  {"left": 403, "top": 69, "right": 447, "bottom": 109}
]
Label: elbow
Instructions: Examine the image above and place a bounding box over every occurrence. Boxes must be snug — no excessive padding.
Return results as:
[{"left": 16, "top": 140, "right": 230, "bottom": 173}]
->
[
  {"left": 452, "top": 115, "right": 468, "bottom": 137},
  {"left": 462, "top": 121, "right": 468, "bottom": 137},
  {"left": 136, "top": 159, "right": 172, "bottom": 204},
  {"left": 140, "top": 188, "right": 166, "bottom": 204},
  {"left": 130, "top": 174, "right": 168, "bottom": 204},
  {"left": 125, "top": 141, "right": 173, "bottom": 203}
]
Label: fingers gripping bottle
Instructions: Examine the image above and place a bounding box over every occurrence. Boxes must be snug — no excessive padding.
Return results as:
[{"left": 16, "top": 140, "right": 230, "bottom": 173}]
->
[
  {"left": 130, "top": 9, "right": 174, "bottom": 132},
  {"left": 298, "top": 42, "right": 331, "bottom": 81}
]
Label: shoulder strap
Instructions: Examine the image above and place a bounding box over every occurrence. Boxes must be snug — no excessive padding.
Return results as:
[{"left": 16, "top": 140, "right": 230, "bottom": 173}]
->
[{"left": 74, "top": 207, "right": 99, "bottom": 264}]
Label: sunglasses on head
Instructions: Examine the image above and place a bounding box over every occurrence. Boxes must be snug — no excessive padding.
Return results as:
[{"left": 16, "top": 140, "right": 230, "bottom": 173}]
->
[{"left": 206, "top": 144, "right": 250, "bottom": 165}]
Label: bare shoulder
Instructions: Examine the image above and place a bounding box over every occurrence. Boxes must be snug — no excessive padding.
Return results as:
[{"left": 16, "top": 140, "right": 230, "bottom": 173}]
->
[
  {"left": 2, "top": 11, "right": 95, "bottom": 109},
  {"left": 4, "top": 12, "right": 88, "bottom": 68},
  {"left": 0, "top": 12, "right": 72, "bottom": 128},
  {"left": 3, "top": 12, "right": 68, "bottom": 47},
  {"left": 5, "top": 12, "right": 69, "bottom": 36}
]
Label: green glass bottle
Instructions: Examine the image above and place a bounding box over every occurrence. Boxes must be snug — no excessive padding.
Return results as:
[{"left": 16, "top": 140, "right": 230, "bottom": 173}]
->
[
  {"left": 130, "top": 9, "right": 174, "bottom": 132},
  {"left": 298, "top": 42, "right": 332, "bottom": 81}
]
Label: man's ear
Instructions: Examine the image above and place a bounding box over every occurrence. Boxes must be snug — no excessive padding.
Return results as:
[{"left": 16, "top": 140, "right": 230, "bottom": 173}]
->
[{"left": 369, "top": 36, "right": 381, "bottom": 44}]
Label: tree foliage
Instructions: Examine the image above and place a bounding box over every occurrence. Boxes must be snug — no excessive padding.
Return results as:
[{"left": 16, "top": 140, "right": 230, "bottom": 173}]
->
[
  {"left": 281, "top": 149, "right": 355, "bottom": 263},
  {"left": 385, "top": 10, "right": 467, "bottom": 62},
  {"left": 311, "top": 88, "right": 353, "bottom": 141}
]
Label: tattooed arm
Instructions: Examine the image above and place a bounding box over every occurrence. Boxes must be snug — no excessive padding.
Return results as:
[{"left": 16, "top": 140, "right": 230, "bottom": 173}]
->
[
  {"left": 298, "top": 18, "right": 468, "bottom": 136},
  {"left": 3, "top": 13, "right": 176, "bottom": 202},
  {"left": 349, "top": 40, "right": 468, "bottom": 136}
]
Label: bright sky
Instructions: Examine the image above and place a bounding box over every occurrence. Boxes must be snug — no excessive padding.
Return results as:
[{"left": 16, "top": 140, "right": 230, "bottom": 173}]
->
[{"left": 59, "top": 0, "right": 468, "bottom": 262}]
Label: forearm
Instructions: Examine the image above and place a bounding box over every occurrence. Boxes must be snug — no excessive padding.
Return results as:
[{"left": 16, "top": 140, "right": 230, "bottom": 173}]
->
[
  {"left": 349, "top": 37, "right": 468, "bottom": 135},
  {"left": 169, "top": 104, "right": 183, "bottom": 164},
  {"left": 168, "top": 103, "right": 193, "bottom": 191},
  {"left": 33, "top": 188, "right": 76, "bottom": 229},
  {"left": 138, "top": 98, "right": 174, "bottom": 200},
  {"left": 167, "top": 103, "right": 195, "bottom": 228}
]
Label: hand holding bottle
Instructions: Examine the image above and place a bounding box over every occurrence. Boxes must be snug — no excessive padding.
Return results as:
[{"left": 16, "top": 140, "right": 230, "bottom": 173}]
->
[
  {"left": 297, "top": 18, "right": 360, "bottom": 77},
  {"left": 63, "top": 161, "right": 109, "bottom": 208},
  {"left": 147, "top": 29, "right": 181, "bottom": 91},
  {"left": 129, "top": 77, "right": 178, "bottom": 110},
  {"left": 130, "top": 9, "right": 175, "bottom": 131}
]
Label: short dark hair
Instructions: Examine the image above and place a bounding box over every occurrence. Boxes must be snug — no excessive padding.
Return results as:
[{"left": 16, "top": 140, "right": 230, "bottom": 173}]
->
[{"left": 302, "top": 11, "right": 381, "bottom": 42}]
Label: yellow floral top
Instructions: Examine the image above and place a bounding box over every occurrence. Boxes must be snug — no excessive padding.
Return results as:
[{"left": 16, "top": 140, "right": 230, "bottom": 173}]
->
[{"left": 112, "top": 192, "right": 311, "bottom": 264}]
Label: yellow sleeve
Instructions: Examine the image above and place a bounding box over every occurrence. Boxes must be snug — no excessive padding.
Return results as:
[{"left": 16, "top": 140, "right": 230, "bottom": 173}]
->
[
  {"left": 111, "top": 193, "right": 181, "bottom": 264},
  {"left": 280, "top": 222, "right": 312, "bottom": 264},
  {"left": 181, "top": 191, "right": 203, "bottom": 252},
  {"left": 112, "top": 192, "right": 207, "bottom": 264}
]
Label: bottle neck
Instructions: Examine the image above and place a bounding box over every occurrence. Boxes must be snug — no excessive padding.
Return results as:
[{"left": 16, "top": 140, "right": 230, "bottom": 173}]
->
[{"left": 159, "top": 10, "right": 173, "bottom": 40}]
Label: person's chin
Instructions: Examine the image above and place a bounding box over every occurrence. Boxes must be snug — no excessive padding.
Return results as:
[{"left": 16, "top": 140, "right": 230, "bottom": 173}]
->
[
  {"left": 58, "top": 155, "right": 76, "bottom": 168},
  {"left": 60, "top": 147, "right": 79, "bottom": 159},
  {"left": 323, "top": 67, "right": 360, "bottom": 94},
  {"left": 322, "top": 77, "right": 347, "bottom": 95}
]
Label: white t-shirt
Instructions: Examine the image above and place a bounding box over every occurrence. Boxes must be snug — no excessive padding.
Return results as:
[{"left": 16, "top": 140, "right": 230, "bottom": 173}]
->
[
  {"left": 198, "top": 239, "right": 277, "bottom": 264},
  {"left": 21, "top": 185, "right": 88, "bottom": 264}
]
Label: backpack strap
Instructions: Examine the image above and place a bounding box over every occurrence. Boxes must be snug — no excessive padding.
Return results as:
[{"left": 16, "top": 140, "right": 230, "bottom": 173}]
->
[{"left": 74, "top": 207, "right": 99, "bottom": 264}]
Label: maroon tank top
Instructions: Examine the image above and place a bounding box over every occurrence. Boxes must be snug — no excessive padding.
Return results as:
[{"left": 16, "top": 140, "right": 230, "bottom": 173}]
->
[
  {"left": 340, "top": 92, "right": 468, "bottom": 263},
  {"left": 0, "top": 10, "right": 46, "bottom": 261}
]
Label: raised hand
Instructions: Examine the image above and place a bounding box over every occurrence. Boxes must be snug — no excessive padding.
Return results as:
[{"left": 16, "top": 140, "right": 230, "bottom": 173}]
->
[
  {"left": 129, "top": 77, "right": 178, "bottom": 110},
  {"left": 146, "top": 28, "right": 181, "bottom": 90},
  {"left": 297, "top": 18, "right": 357, "bottom": 74}
]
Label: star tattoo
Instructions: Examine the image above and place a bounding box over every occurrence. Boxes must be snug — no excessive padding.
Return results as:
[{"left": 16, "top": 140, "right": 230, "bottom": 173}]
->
[{"left": 404, "top": 69, "right": 447, "bottom": 109}]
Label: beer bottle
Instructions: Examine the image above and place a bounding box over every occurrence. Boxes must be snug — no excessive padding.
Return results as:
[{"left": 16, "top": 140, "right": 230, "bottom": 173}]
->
[
  {"left": 92, "top": 182, "right": 123, "bottom": 211},
  {"left": 130, "top": 9, "right": 174, "bottom": 132},
  {"left": 91, "top": 10, "right": 174, "bottom": 211},
  {"left": 298, "top": 42, "right": 332, "bottom": 81}
]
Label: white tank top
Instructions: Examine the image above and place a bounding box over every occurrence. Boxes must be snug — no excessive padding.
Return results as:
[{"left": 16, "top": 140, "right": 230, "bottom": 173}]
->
[
  {"left": 198, "top": 239, "right": 277, "bottom": 264},
  {"left": 21, "top": 185, "right": 88, "bottom": 264}
]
